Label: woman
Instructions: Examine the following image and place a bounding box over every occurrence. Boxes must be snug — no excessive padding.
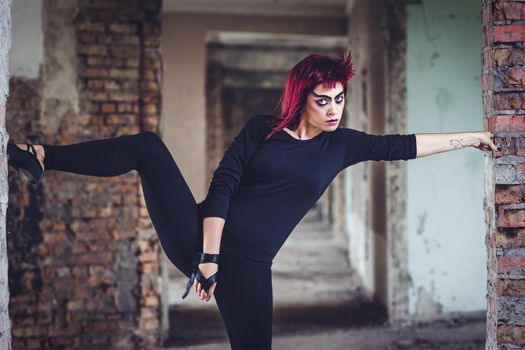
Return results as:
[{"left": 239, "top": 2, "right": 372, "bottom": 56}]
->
[{"left": 7, "top": 52, "right": 498, "bottom": 349}]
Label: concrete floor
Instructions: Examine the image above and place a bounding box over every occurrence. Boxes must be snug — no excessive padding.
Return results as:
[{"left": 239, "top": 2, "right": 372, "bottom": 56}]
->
[
  {"left": 163, "top": 210, "right": 486, "bottom": 349},
  {"left": 171, "top": 317, "right": 486, "bottom": 350}
]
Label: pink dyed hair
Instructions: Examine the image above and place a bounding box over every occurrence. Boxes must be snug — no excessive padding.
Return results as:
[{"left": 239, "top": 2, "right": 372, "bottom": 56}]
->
[{"left": 265, "top": 51, "right": 355, "bottom": 140}]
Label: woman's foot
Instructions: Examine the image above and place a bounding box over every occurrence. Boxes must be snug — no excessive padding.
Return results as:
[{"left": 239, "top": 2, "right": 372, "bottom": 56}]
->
[
  {"left": 14, "top": 144, "right": 45, "bottom": 172},
  {"left": 7, "top": 143, "right": 45, "bottom": 184}
]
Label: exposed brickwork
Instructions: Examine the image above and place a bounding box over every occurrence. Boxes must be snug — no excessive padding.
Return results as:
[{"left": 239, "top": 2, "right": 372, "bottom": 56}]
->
[
  {"left": 6, "top": 0, "right": 163, "bottom": 349},
  {"left": 5, "top": 77, "right": 46, "bottom": 350},
  {"left": 483, "top": 0, "right": 525, "bottom": 349}
]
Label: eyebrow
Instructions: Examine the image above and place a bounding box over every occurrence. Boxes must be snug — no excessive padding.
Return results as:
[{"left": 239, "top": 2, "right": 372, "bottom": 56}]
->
[{"left": 311, "top": 90, "right": 345, "bottom": 99}]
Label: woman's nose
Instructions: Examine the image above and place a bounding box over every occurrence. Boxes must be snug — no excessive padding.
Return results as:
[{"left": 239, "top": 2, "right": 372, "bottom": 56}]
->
[{"left": 328, "top": 101, "right": 338, "bottom": 114}]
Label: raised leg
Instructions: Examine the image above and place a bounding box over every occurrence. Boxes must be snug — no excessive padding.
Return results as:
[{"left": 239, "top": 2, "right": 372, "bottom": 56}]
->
[{"left": 42, "top": 132, "right": 202, "bottom": 276}]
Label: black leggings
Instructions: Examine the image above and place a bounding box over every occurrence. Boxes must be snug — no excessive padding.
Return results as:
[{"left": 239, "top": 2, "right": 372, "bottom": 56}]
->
[{"left": 42, "top": 132, "right": 273, "bottom": 349}]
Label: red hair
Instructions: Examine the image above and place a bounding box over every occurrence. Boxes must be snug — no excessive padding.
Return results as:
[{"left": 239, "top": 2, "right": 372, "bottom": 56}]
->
[{"left": 265, "top": 51, "right": 355, "bottom": 140}]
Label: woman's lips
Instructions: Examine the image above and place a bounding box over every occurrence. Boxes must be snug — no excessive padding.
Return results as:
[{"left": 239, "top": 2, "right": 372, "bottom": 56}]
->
[{"left": 326, "top": 119, "right": 338, "bottom": 125}]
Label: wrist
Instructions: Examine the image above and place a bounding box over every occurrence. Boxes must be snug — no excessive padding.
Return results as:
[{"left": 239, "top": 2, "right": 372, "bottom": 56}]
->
[{"left": 203, "top": 250, "right": 220, "bottom": 255}]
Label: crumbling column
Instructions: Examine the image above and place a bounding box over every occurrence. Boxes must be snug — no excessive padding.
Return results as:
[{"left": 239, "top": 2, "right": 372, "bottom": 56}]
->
[
  {"left": 483, "top": 0, "right": 525, "bottom": 348},
  {"left": 0, "top": 0, "right": 12, "bottom": 348}
]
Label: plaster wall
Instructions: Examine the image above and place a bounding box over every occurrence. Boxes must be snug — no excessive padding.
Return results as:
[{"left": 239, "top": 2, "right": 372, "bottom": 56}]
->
[
  {"left": 161, "top": 13, "right": 346, "bottom": 200},
  {"left": 345, "top": 0, "right": 381, "bottom": 295},
  {"left": 406, "top": 0, "right": 485, "bottom": 315},
  {"left": 8, "top": 0, "right": 43, "bottom": 78}
]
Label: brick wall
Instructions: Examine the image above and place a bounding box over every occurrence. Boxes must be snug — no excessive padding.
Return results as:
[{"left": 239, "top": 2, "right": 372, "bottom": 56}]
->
[
  {"left": 483, "top": 0, "right": 525, "bottom": 348},
  {"left": 6, "top": 0, "right": 163, "bottom": 349}
]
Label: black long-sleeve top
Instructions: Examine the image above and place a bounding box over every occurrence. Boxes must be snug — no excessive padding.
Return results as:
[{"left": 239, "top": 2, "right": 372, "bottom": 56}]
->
[{"left": 199, "top": 115, "right": 417, "bottom": 264}]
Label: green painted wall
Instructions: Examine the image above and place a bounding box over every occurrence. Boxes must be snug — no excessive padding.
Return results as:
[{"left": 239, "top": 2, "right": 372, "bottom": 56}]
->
[{"left": 406, "top": 0, "right": 485, "bottom": 315}]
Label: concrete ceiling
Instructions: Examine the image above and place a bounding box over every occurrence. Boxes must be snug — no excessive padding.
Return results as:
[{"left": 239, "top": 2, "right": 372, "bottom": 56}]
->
[{"left": 163, "top": 0, "right": 349, "bottom": 18}]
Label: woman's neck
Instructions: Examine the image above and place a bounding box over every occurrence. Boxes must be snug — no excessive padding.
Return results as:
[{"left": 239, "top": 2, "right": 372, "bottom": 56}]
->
[{"left": 284, "top": 119, "right": 323, "bottom": 140}]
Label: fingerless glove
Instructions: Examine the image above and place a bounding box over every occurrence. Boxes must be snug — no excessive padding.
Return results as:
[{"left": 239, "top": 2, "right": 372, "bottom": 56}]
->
[{"left": 181, "top": 252, "right": 220, "bottom": 299}]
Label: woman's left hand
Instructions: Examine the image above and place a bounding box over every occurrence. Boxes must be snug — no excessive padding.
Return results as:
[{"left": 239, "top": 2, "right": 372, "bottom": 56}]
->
[
  {"left": 471, "top": 131, "right": 499, "bottom": 152},
  {"left": 193, "top": 262, "right": 218, "bottom": 302}
]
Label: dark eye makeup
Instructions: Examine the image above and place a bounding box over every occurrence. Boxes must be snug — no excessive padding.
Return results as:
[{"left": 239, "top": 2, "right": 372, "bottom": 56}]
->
[{"left": 315, "top": 94, "right": 345, "bottom": 106}]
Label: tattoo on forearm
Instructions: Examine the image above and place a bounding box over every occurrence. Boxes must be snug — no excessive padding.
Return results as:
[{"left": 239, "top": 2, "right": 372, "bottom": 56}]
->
[{"left": 449, "top": 138, "right": 468, "bottom": 149}]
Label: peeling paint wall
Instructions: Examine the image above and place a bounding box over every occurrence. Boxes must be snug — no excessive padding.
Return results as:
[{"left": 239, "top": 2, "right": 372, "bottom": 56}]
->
[
  {"left": 8, "top": 0, "right": 43, "bottom": 78},
  {"left": 406, "top": 0, "right": 485, "bottom": 316}
]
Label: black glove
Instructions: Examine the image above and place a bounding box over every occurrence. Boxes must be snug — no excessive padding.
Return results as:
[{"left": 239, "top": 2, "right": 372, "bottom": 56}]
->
[{"left": 182, "top": 252, "right": 220, "bottom": 299}]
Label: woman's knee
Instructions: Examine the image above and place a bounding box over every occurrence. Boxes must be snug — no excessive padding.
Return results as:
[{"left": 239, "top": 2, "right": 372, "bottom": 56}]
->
[
  {"left": 138, "top": 131, "right": 165, "bottom": 154},
  {"left": 139, "top": 131, "right": 163, "bottom": 146}
]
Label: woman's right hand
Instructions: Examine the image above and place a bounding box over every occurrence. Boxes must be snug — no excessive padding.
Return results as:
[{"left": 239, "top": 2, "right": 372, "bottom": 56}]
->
[{"left": 193, "top": 262, "right": 218, "bottom": 302}]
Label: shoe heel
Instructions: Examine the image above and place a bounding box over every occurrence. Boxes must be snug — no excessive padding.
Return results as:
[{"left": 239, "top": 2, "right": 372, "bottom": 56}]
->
[{"left": 18, "top": 168, "right": 35, "bottom": 184}]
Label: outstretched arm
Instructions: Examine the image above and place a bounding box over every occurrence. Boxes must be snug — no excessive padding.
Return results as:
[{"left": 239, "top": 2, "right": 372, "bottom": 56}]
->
[{"left": 415, "top": 131, "right": 498, "bottom": 158}]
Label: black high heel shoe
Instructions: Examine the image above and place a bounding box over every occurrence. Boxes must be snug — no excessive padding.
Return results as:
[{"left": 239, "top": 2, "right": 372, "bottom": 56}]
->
[{"left": 7, "top": 143, "right": 44, "bottom": 185}]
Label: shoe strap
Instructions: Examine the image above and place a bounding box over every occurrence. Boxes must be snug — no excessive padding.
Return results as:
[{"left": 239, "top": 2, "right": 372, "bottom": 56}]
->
[{"left": 27, "top": 144, "right": 37, "bottom": 157}]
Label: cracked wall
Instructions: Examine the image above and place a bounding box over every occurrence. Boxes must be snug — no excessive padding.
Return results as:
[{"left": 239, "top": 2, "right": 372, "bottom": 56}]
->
[{"left": 406, "top": 0, "right": 486, "bottom": 317}]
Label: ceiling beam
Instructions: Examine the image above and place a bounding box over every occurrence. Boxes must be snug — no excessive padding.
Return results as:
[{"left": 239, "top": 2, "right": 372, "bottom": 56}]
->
[{"left": 163, "top": 0, "right": 348, "bottom": 18}]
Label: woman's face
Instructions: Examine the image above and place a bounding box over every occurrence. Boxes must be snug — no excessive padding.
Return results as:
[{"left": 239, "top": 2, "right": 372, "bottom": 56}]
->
[{"left": 301, "top": 81, "right": 345, "bottom": 132}]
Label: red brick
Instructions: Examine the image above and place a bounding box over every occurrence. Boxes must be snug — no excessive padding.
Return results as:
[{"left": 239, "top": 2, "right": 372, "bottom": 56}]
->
[
  {"left": 497, "top": 67, "right": 525, "bottom": 89},
  {"left": 493, "top": 48, "right": 525, "bottom": 68},
  {"left": 117, "top": 35, "right": 140, "bottom": 45},
  {"left": 138, "top": 318, "right": 159, "bottom": 330},
  {"left": 108, "top": 68, "right": 139, "bottom": 79},
  {"left": 85, "top": 91, "right": 108, "bottom": 102},
  {"left": 86, "top": 56, "right": 125, "bottom": 67},
  {"left": 138, "top": 251, "right": 157, "bottom": 262},
  {"left": 50, "top": 337, "right": 74, "bottom": 347},
  {"left": 77, "top": 22, "right": 105, "bottom": 32},
  {"left": 79, "top": 33, "right": 97, "bottom": 44},
  {"left": 77, "top": 44, "right": 108, "bottom": 56},
  {"left": 80, "top": 68, "right": 109, "bottom": 78},
  {"left": 87, "top": 79, "right": 105, "bottom": 90},
  {"left": 493, "top": 92, "right": 525, "bottom": 111},
  {"left": 482, "top": 4, "right": 492, "bottom": 26},
  {"left": 497, "top": 324, "right": 525, "bottom": 346},
  {"left": 72, "top": 252, "right": 113, "bottom": 265},
  {"left": 43, "top": 232, "right": 69, "bottom": 244},
  {"left": 497, "top": 278, "right": 525, "bottom": 296},
  {"left": 85, "top": 321, "right": 118, "bottom": 332},
  {"left": 143, "top": 296, "right": 159, "bottom": 307},
  {"left": 48, "top": 325, "right": 80, "bottom": 337},
  {"left": 108, "top": 24, "right": 137, "bottom": 34},
  {"left": 142, "top": 81, "right": 160, "bottom": 91},
  {"left": 494, "top": 2, "right": 525, "bottom": 21},
  {"left": 97, "top": 34, "right": 113, "bottom": 44},
  {"left": 110, "top": 45, "right": 140, "bottom": 58},
  {"left": 499, "top": 255, "right": 525, "bottom": 274},
  {"left": 143, "top": 24, "right": 160, "bottom": 35},
  {"left": 144, "top": 36, "right": 160, "bottom": 46},
  {"left": 498, "top": 208, "right": 525, "bottom": 228},
  {"left": 108, "top": 92, "right": 139, "bottom": 102},
  {"left": 14, "top": 324, "right": 49, "bottom": 337},
  {"left": 101, "top": 103, "right": 116, "bottom": 113},
  {"left": 67, "top": 300, "right": 84, "bottom": 311},
  {"left": 495, "top": 185, "right": 525, "bottom": 204},
  {"left": 487, "top": 114, "right": 525, "bottom": 132},
  {"left": 140, "top": 261, "right": 158, "bottom": 274},
  {"left": 118, "top": 102, "right": 139, "bottom": 113},
  {"left": 494, "top": 24, "right": 525, "bottom": 43},
  {"left": 497, "top": 228, "right": 525, "bottom": 249}
]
